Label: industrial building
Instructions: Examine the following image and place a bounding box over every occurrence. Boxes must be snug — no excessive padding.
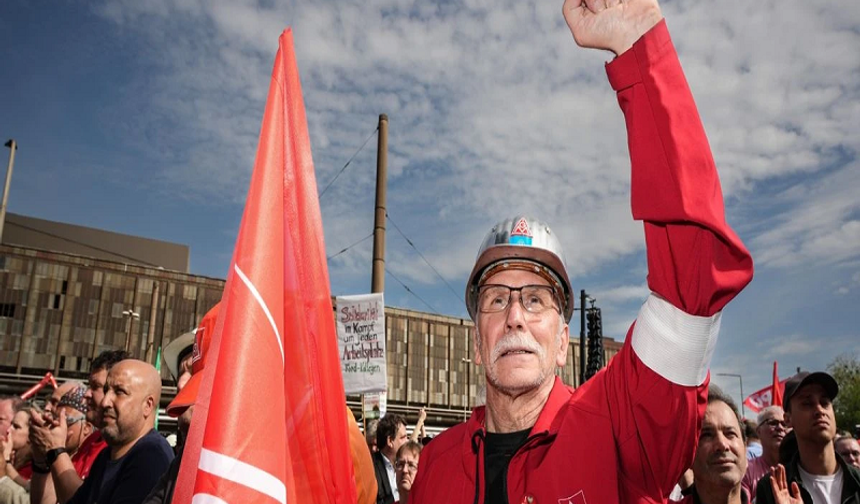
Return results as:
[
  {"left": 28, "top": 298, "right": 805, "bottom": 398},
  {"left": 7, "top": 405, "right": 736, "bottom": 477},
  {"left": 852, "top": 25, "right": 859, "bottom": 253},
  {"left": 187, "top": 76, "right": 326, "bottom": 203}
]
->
[{"left": 0, "top": 213, "right": 622, "bottom": 427}]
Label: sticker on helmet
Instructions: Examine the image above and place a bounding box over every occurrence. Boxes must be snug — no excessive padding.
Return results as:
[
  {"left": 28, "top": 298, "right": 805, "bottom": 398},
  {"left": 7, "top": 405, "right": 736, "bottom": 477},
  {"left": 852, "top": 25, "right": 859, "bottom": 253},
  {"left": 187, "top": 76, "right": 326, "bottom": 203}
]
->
[{"left": 510, "top": 218, "right": 533, "bottom": 245}]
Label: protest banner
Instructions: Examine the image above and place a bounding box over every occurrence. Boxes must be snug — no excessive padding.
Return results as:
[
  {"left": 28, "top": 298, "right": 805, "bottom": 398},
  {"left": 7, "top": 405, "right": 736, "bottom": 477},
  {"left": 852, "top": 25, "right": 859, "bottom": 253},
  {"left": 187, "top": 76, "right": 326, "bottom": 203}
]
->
[{"left": 337, "top": 293, "right": 387, "bottom": 394}]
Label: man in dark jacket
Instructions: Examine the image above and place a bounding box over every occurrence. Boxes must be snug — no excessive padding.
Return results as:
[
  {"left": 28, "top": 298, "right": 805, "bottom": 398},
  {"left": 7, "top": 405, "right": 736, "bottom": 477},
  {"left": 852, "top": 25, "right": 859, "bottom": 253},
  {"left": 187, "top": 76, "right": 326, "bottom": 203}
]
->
[
  {"left": 756, "top": 371, "right": 860, "bottom": 504},
  {"left": 372, "top": 414, "right": 407, "bottom": 504}
]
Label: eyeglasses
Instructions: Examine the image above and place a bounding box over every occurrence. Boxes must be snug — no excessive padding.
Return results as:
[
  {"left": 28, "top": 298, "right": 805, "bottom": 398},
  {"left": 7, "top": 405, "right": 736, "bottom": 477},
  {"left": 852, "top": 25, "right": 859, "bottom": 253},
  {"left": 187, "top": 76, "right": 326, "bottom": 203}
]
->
[
  {"left": 395, "top": 460, "right": 418, "bottom": 472},
  {"left": 478, "top": 285, "right": 560, "bottom": 315},
  {"left": 759, "top": 419, "right": 787, "bottom": 430},
  {"left": 65, "top": 415, "right": 86, "bottom": 426}
]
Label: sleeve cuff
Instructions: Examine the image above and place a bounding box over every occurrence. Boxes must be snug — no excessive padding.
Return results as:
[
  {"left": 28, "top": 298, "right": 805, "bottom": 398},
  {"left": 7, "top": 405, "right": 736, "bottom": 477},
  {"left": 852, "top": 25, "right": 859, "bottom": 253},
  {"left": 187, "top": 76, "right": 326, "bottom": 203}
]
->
[
  {"left": 606, "top": 19, "right": 673, "bottom": 91},
  {"left": 631, "top": 293, "right": 721, "bottom": 386}
]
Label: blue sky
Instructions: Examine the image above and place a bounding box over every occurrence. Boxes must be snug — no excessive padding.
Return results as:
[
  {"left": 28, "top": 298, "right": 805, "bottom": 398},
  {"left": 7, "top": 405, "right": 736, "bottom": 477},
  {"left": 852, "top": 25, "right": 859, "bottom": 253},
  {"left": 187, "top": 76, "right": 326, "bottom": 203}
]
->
[{"left": 1, "top": 0, "right": 858, "bottom": 405}]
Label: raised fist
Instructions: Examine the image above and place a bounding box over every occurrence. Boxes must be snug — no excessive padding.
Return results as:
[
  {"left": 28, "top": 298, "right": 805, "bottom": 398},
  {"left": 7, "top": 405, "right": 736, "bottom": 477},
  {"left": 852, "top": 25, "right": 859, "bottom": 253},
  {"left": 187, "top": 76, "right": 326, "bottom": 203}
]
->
[{"left": 562, "top": 0, "right": 663, "bottom": 56}]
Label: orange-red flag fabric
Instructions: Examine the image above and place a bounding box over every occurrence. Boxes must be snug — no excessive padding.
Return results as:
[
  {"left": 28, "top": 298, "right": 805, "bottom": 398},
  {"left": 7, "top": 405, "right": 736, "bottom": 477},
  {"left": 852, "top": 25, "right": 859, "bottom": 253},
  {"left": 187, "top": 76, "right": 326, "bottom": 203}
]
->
[
  {"left": 771, "top": 361, "right": 783, "bottom": 407},
  {"left": 172, "top": 28, "right": 357, "bottom": 504}
]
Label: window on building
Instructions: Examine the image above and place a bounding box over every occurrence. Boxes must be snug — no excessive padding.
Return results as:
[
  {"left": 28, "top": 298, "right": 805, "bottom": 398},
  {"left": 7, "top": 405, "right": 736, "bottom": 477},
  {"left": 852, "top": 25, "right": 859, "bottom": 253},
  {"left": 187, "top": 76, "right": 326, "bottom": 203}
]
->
[{"left": 0, "top": 304, "right": 15, "bottom": 318}]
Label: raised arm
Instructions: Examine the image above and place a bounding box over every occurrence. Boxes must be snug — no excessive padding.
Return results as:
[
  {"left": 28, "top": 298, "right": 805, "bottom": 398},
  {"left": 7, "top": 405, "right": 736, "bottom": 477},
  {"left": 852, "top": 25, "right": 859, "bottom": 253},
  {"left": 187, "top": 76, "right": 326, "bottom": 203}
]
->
[
  {"left": 563, "top": 0, "right": 753, "bottom": 500},
  {"left": 410, "top": 408, "right": 427, "bottom": 444}
]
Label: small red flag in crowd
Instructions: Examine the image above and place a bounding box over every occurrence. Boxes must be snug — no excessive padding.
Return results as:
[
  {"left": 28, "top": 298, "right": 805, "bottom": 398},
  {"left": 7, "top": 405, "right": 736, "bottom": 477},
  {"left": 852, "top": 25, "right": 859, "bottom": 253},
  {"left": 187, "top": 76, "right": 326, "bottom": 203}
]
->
[
  {"left": 771, "top": 360, "right": 783, "bottom": 407},
  {"left": 743, "top": 361, "right": 787, "bottom": 414},
  {"left": 171, "top": 28, "right": 357, "bottom": 504}
]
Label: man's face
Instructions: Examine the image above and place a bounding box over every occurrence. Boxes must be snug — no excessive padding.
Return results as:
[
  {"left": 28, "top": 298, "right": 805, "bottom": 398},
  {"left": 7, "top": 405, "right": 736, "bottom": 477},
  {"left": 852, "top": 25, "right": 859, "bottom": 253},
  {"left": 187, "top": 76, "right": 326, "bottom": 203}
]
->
[
  {"left": 9, "top": 411, "right": 29, "bottom": 450},
  {"left": 692, "top": 401, "right": 748, "bottom": 491},
  {"left": 84, "top": 368, "right": 107, "bottom": 426},
  {"left": 46, "top": 382, "right": 77, "bottom": 414},
  {"left": 100, "top": 365, "right": 148, "bottom": 447},
  {"left": 836, "top": 438, "right": 860, "bottom": 469},
  {"left": 179, "top": 354, "right": 194, "bottom": 376},
  {"left": 475, "top": 269, "right": 568, "bottom": 396},
  {"left": 388, "top": 424, "right": 408, "bottom": 456},
  {"left": 786, "top": 383, "right": 836, "bottom": 445},
  {"left": 60, "top": 405, "right": 89, "bottom": 452},
  {"left": 46, "top": 389, "right": 63, "bottom": 414},
  {"left": 0, "top": 400, "right": 13, "bottom": 435},
  {"left": 395, "top": 449, "right": 420, "bottom": 493},
  {"left": 756, "top": 409, "right": 787, "bottom": 456}
]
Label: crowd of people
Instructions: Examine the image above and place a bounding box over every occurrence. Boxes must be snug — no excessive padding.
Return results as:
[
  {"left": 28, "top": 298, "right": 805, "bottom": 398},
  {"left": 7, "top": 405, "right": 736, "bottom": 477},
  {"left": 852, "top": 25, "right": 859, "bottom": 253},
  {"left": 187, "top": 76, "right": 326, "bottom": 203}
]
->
[
  {"left": 0, "top": 349, "right": 172, "bottom": 504},
  {"left": 0, "top": 348, "right": 854, "bottom": 504}
]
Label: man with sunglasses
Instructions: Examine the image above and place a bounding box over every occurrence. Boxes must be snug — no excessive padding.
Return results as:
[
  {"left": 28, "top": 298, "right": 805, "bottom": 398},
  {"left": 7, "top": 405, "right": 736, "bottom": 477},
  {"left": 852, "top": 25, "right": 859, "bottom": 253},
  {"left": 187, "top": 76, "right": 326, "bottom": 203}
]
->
[
  {"left": 742, "top": 406, "right": 788, "bottom": 500},
  {"left": 407, "top": 0, "right": 753, "bottom": 502}
]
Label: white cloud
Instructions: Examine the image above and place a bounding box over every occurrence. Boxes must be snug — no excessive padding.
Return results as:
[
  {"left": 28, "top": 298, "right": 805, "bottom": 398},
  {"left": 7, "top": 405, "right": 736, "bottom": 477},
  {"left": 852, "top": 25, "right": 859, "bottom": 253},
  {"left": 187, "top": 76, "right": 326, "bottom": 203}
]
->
[
  {"left": 85, "top": 0, "right": 858, "bottom": 292},
  {"left": 750, "top": 162, "right": 860, "bottom": 268}
]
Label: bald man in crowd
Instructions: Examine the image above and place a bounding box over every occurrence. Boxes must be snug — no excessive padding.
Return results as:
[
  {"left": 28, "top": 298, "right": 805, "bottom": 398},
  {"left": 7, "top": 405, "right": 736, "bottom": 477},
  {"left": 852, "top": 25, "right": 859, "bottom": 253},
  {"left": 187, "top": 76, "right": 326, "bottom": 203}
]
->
[
  {"left": 57, "top": 360, "right": 173, "bottom": 504},
  {"left": 29, "top": 350, "right": 121, "bottom": 504}
]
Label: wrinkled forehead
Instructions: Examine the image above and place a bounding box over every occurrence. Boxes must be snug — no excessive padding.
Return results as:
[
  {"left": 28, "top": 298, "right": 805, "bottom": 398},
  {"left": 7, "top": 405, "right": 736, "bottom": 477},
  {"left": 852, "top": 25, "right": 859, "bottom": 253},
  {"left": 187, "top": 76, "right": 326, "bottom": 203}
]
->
[
  {"left": 107, "top": 366, "right": 140, "bottom": 389},
  {"left": 398, "top": 450, "right": 420, "bottom": 462},
  {"left": 704, "top": 401, "right": 741, "bottom": 430}
]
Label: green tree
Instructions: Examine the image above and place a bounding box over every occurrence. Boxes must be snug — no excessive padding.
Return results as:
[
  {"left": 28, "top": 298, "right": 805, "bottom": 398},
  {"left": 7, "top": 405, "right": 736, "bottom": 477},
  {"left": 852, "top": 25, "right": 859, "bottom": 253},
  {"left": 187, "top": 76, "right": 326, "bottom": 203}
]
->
[{"left": 828, "top": 354, "right": 860, "bottom": 434}]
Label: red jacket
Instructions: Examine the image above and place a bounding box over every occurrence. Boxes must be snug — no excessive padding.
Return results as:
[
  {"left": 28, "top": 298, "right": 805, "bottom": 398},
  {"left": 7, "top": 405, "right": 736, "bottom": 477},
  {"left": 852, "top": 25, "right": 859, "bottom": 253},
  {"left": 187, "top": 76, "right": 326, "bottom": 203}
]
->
[{"left": 409, "top": 20, "right": 754, "bottom": 504}]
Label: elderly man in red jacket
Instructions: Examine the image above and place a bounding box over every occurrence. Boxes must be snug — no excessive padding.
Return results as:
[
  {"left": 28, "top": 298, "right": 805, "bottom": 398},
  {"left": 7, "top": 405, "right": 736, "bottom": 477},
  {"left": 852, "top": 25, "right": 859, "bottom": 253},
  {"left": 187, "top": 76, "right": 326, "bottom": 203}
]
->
[{"left": 407, "top": 1, "right": 754, "bottom": 503}]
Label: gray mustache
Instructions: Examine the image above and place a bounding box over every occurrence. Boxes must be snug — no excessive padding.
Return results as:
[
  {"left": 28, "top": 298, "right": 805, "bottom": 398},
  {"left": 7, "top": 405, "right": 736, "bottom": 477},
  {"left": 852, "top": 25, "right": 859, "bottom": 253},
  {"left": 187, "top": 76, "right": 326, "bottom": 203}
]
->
[{"left": 490, "top": 333, "right": 545, "bottom": 363}]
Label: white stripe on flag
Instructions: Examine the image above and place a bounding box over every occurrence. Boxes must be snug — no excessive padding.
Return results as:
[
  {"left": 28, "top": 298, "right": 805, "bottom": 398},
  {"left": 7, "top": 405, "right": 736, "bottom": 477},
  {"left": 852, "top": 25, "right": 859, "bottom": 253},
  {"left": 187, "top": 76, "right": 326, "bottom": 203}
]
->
[
  {"left": 192, "top": 495, "right": 230, "bottom": 504},
  {"left": 234, "top": 264, "right": 285, "bottom": 365},
  {"left": 198, "top": 448, "right": 287, "bottom": 504}
]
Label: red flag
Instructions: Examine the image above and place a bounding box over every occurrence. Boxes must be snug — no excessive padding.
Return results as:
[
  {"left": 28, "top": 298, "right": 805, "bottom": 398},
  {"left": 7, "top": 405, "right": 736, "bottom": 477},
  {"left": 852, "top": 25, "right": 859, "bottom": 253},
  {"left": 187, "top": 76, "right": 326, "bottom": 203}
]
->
[
  {"left": 172, "top": 28, "right": 357, "bottom": 504},
  {"left": 743, "top": 376, "right": 789, "bottom": 414},
  {"left": 771, "top": 361, "right": 783, "bottom": 407}
]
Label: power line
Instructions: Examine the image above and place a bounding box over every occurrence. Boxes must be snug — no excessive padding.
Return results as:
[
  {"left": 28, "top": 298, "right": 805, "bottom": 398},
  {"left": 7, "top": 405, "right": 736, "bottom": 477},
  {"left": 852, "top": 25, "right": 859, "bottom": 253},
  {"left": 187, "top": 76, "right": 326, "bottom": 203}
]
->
[
  {"left": 323, "top": 231, "right": 438, "bottom": 313},
  {"left": 386, "top": 212, "right": 462, "bottom": 304},
  {"left": 327, "top": 232, "right": 373, "bottom": 261},
  {"left": 318, "top": 126, "right": 379, "bottom": 200},
  {"left": 385, "top": 267, "right": 439, "bottom": 314}
]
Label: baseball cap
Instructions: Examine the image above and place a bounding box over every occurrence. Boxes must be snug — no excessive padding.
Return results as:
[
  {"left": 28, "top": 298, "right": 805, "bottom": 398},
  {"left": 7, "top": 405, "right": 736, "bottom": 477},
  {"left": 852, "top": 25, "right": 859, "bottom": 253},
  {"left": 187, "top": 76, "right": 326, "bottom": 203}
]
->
[
  {"left": 783, "top": 371, "right": 839, "bottom": 412},
  {"left": 166, "top": 302, "right": 220, "bottom": 417}
]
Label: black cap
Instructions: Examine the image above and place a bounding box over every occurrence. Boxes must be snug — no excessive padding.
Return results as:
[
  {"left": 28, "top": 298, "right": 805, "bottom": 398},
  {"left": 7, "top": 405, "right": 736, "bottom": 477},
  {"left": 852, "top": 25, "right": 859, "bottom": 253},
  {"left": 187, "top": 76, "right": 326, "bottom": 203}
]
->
[{"left": 783, "top": 371, "right": 839, "bottom": 412}]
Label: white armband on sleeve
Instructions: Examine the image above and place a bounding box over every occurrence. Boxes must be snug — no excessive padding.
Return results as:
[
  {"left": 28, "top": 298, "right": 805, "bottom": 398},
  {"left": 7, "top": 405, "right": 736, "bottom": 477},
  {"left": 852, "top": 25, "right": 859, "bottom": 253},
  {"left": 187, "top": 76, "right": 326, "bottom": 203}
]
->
[{"left": 631, "top": 294, "right": 721, "bottom": 386}]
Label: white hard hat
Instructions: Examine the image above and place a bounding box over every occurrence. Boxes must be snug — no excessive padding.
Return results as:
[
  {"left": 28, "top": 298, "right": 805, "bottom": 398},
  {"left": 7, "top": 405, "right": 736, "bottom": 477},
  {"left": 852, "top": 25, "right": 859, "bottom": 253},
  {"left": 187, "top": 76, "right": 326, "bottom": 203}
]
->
[{"left": 466, "top": 216, "right": 573, "bottom": 321}]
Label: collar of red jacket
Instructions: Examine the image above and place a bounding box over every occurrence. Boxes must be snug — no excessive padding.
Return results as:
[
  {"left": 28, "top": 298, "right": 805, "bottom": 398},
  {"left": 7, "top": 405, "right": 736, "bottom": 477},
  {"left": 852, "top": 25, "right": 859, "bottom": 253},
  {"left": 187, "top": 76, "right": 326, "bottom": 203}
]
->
[{"left": 461, "top": 376, "right": 573, "bottom": 463}]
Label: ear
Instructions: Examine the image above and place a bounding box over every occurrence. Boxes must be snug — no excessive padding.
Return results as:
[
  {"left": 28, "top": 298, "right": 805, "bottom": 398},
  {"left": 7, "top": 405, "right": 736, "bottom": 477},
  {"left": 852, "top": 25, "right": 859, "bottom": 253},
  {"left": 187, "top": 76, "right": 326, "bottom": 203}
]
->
[
  {"left": 556, "top": 323, "right": 569, "bottom": 368},
  {"left": 143, "top": 396, "right": 155, "bottom": 418}
]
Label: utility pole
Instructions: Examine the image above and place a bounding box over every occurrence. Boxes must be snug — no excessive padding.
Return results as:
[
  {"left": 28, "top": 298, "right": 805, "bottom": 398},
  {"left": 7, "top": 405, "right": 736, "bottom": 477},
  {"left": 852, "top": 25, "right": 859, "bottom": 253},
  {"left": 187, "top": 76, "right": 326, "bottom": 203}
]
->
[
  {"left": 579, "top": 289, "right": 586, "bottom": 386},
  {"left": 123, "top": 309, "right": 140, "bottom": 353},
  {"left": 0, "top": 140, "right": 18, "bottom": 243},
  {"left": 717, "top": 373, "right": 746, "bottom": 418},
  {"left": 370, "top": 114, "right": 388, "bottom": 294}
]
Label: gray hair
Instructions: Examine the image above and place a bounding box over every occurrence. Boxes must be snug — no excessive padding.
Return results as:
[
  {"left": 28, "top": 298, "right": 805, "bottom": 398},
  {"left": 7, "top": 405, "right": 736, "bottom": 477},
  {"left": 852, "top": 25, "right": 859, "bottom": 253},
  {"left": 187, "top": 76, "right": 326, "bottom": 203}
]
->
[{"left": 756, "top": 405, "right": 784, "bottom": 427}]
